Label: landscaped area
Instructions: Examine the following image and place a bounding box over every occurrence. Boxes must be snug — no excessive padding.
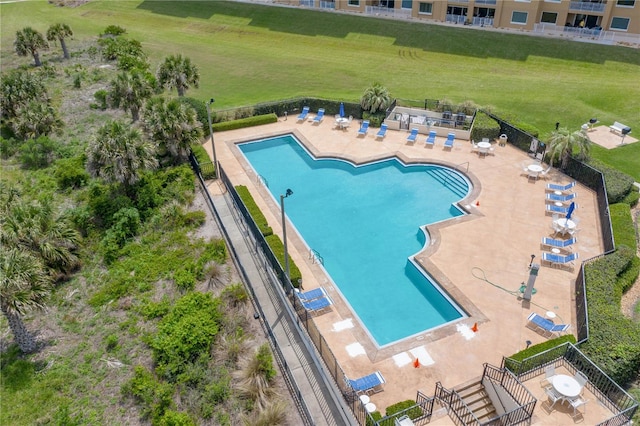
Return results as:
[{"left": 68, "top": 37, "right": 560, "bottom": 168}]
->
[{"left": 1, "top": 1, "right": 639, "bottom": 425}]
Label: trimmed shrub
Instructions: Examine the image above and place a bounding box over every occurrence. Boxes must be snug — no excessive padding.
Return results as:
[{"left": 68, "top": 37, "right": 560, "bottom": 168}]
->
[
  {"left": 212, "top": 114, "right": 277, "bottom": 132},
  {"left": 235, "top": 185, "right": 273, "bottom": 236},
  {"left": 610, "top": 203, "right": 637, "bottom": 251},
  {"left": 385, "top": 400, "right": 423, "bottom": 420},
  {"left": 470, "top": 111, "right": 501, "bottom": 142},
  {"left": 190, "top": 144, "right": 215, "bottom": 180},
  {"left": 587, "top": 158, "right": 636, "bottom": 204},
  {"left": 508, "top": 335, "right": 576, "bottom": 362},
  {"left": 264, "top": 234, "right": 302, "bottom": 287}
]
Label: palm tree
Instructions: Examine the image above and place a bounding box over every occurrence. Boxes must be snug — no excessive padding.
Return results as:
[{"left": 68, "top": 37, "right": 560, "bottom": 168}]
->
[
  {"left": 13, "top": 101, "right": 64, "bottom": 140},
  {"left": 143, "top": 97, "right": 203, "bottom": 164},
  {"left": 107, "top": 70, "right": 154, "bottom": 122},
  {"left": 0, "top": 69, "right": 49, "bottom": 121},
  {"left": 86, "top": 120, "right": 158, "bottom": 190},
  {"left": 547, "top": 127, "right": 591, "bottom": 169},
  {"left": 1, "top": 196, "right": 81, "bottom": 279},
  {"left": 0, "top": 248, "right": 52, "bottom": 353},
  {"left": 360, "top": 82, "right": 391, "bottom": 114},
  {"left": 46, "top": 23, "right": 73, "bottom": 60},
  {"left": 14, "top": 27, "right": 49, "bottom": 67},
  {"left": 156, "top": 54, "right": 199, "bottom": 97}
]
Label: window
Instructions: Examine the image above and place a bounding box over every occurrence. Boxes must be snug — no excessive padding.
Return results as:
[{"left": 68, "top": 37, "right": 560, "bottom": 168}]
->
[
  {"left": 610, "top": 16, "right": 630, "bottom": 30},
  {"left": 616, "top": 0, "right": 635, "bottom": 6},
  {"left": 402, "top": 0, "right": 412, "bottom": 9},
  {"left": 541, "top": 11, "right": 558, "bottom": 24},
  {"left": 348, "top": 0, "right": 359, "bottom": 6},
  {"left": 419, "top": 2, "right": 433, "bottom": 14},
  {"left": 511, "top": 11, "right": 528, "bottom": 24}
]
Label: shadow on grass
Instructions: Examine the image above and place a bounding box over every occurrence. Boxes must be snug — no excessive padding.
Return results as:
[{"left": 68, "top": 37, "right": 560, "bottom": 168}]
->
[{"left": 136, "top": 0, "right": 640, "bottom": 65}]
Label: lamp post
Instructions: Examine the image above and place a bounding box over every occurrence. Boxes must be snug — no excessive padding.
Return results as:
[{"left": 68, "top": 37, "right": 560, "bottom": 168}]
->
[
  {"left": 280, "top": 188, "right": 293, "bottom": 286},
  {"left": 205, "top": 98, "right": 218, "bottom": 176}
]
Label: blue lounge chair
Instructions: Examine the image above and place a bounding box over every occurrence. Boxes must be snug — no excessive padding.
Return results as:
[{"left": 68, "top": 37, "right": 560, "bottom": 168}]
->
[
  {"left": 375, "top": 123, "right": 387, "bottom": 140},
  {"left": 347, "top": 371, "right": 386, "bottom": 395},
  {"left": 527, "top": 312, "right": 571, "bottom": 337},
  {"left": 300, "top": 295, "right": 332, "bottom": 313},
  {"left": 546, "top": 181, "right": 576, "bottom": 193},
  {"left": 541, "top": 236, "right": 576, "bottom": 251},
  {"left": 357, "top": 120, "right": 370, "bottom": 137},
  {"left": 443, "top": 133, "right": 455, "bottom": 150},
  {"left": 297, "top": 106, "right": 309, "bottom": 122},
  {"left": 425, "top": 130, "right": 436, "bottom": 146},
  {"left": 295, "top": 287, "right": 326, "bottom": 302},
  {"left": 545, "top": 203, "right": 576, "bottom": 216},
  {"left": 406, "top": 128, "right": 418, "bottom": 143},
  {"left": 546, "top": 192, "right": 577, "bottom": 203},
  {"left": 312, "top": 108, "right": 325, "bottom": 124},
  {"left": 542, "top": 252, "right": 579, "bottom": 268}
]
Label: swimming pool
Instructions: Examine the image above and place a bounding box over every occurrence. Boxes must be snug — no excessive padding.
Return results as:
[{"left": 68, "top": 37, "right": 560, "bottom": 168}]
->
[{"left": 238, "top": 135, "right": 470, "bottom": 346}]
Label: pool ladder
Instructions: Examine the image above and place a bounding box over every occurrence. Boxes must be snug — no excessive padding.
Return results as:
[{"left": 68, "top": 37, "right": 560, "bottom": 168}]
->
[
  {"left": 256, "top": 174, "right": 269, "bottom": 187},
  {"left": 309, "top": 249, "right": 324, "bottom": 265}
]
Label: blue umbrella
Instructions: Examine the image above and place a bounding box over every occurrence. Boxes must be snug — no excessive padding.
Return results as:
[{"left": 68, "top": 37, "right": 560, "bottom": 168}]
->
[
  {"left": 566, "top": 202, "right": 575, "bottom": 220},
  {"left": 339, "top": 102, "right": 345, "bottom": 118}
]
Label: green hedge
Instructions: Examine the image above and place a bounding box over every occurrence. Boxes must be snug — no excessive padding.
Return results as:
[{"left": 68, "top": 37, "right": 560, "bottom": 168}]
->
[
  {"left": 610, "top": 203, "right": 637, "bottom": 251},
  {"left": 265, "top": 234, "right": 302, "bottom": 288},
  {"left": 470, "top": 111, "right": 501, "bottom": 142},
  {"left": 235, "top": 185, "right": 273, "bottom": 237},
  {"left": 212, "top": 113, "right": 277, "bottom": 132},
  {"left": 581, "top": 246, "right": 640, "bottom": 385},
  {"left": 508, "top": 335, "right": 576, "bottom": 362},
  {"left": 385, "top": 400, "right": 423, "bottom": 420},
  {"left": 587, "top": 158, "right": 636, "bottom": 204},
  {"left": 190, "top": 144, "right": 215, "bottom": 180}
]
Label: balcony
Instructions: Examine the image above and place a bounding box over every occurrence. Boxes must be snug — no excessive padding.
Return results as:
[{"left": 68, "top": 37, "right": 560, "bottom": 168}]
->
[{"left": 569, "top": 1, "right": 607, "bottom": 12}]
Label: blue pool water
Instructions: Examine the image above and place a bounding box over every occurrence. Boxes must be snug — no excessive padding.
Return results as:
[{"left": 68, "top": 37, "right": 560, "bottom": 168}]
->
[{"left": 239, "top": 135, "right": 469, "bottom": 346}]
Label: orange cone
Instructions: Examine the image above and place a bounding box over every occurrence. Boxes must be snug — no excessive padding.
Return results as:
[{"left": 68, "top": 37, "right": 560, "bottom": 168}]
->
[
  {"left": 475, "top": 200, "right": 480, "bottom": 206},
  {"left": 471, "top": 322, "right": 478, "bottom": 332},
  {"left": 413, "top": 358, "right": 420, "bottom": 368}
]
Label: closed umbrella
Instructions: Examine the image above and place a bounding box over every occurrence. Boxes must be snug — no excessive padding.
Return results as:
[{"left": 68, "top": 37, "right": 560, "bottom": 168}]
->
[
  {"left": 566, "top": 202, "right": 575, "bottom": 220},
  {"left": 339, "top": 102, "right": 345, "bottom": 118}
]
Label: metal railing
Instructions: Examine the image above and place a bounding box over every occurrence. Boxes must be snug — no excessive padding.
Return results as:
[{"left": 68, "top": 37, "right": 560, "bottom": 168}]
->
[
  {"left": 502, "top": 343, "right": 638, "bottom": 426},
  {"left": 366, "top": 391, "right": 435, "bottom": 425},
  {"left": 435, "top": 382, "right": 482, "bottom": 426},
  {"left": 481, "top": 364, "right": 536, "bottom": 426},
  {"left": 569, "top": 1, "right": 606, "bottom": 12}
]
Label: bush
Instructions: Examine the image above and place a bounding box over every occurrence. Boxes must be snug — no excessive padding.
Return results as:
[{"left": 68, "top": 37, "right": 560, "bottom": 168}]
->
[
  {"left": 138, "top": 297, "right": 171, "bottom": 320},
  {"left": 508, "top": 335, "right": 576, "bottom": 362},
  {"left": 255, "top": 343, "right": 276, "bottom": 382},
  {"left": 177, "top": 97, "right": 209, "bottom": 136},
  {"left": 157, "top": 410, "right": 195, "bottom": 426},
  {"left": 265, "top": 234, "right": 302, "bottom": 288},
  {"left": 93, "top": 89, "right": 108, "bottom": 110},
  {"left": 174, "top": 265, "right": 196, "bottom": 291},
  {"left": 0, "top": 136, "right": 19, "bottom": 159},
  {"left": 101, "top": 25, "right": 126, "bottom": 36},
  {"left": 385, "top": 399, "right": 423, "bottom": 420},
  {"left": 18, "top": 136, "right": 57, "bottom": 169},
  {"left": 104, "top": 334, "right": 119, "bottom": 351},
  {"left": 235, "top": 185, "right": 273, "bottom": 236},
  {"left": 587, "top": 158, "right": 636, "bottom": 204},
  {"left": 220, "top": 283, "right": 248, "bottom": 307},
  {"left": 87, "top": 182, "right": 134, "bottom": 229},
  {"left": 212, "top": 114, "right": 277, "bottom": 132},
  {"left": 470, "top": 111, "right": 501, "bottom": 142},
  {"left": 54, "top": 156, "right": 89, "bottom": 189},
  {"left": 122, "top": 365, "right": 174, "bottom": 423},
  {"left": 150, "top": 292, "right": 222, "bottom": 380},
  {"left": 190, "top": 144, "right": 216, "bottom": 180},
  {"left": 610, "top": 203, "right": 637, "bottom": 251}
]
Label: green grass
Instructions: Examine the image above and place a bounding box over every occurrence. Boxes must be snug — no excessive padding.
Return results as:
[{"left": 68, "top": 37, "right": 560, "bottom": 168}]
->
[{"left": 2, "top": 1, "right": 640, "bottom": 178}]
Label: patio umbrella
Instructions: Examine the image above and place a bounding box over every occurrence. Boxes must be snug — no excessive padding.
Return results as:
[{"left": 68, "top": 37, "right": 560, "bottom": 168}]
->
[
  {"left": 339, "top": 102, "right": 345, "bottom": 118},
  {"left": 566, "top": 202, "right": 576, "bottom": 220}
]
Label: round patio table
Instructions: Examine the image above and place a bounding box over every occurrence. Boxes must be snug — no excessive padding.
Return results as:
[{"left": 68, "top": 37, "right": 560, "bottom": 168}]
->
[{"left": 553, "top": 374, "right": 581, "bottom": 398}]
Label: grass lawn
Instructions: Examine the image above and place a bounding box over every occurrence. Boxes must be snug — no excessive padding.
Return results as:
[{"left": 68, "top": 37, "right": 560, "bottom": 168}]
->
[{"left": 1, "top": 0, "right": 639, "bottom": 180}]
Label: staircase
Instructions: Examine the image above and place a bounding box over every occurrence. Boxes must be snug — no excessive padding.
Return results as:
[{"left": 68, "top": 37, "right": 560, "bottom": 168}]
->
[
  {"left": 425, "top": 167, "right": 469, "bottom": 199},
  {"left": 453, "top": 381, "right": 498, "bottom": 425}
]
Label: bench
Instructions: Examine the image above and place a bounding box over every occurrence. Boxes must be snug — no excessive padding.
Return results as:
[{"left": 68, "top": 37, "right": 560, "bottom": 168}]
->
[{"left": 609, "top": 121, "right": 629, "bottom": 135}]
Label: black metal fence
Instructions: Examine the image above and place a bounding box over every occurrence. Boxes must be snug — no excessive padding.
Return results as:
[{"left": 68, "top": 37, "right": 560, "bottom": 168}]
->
[
  {"left": 481, "top": 364, "right": 536, "bottom": 426},
  {"left": 502, "top": 343, "right": 638, "bottom": 426}
]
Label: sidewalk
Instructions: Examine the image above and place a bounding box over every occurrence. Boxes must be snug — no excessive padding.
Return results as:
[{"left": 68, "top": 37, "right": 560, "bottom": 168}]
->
[{"left": 203, "top": 179, "right": 356, "bottom": 426}]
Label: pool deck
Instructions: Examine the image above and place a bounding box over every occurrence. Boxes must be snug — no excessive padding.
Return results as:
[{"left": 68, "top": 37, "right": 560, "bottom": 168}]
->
[{"left": 204, "top": 115, "right": 611, "bottom": 424}]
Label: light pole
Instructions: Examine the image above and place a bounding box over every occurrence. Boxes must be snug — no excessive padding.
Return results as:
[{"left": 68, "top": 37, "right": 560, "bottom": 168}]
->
[
  {"left": 280, "top": 188, "right": 293, "bottom": 286},
  {"left": 205, "top": 98, "right": 218, "bottom": 176}
]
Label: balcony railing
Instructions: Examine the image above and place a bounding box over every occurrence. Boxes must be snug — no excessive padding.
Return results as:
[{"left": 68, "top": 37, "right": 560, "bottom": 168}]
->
[
  {"left": 569, "top": 1, "right": 606, "bottom": 12},
  {"left": 475, "top": 0, "right": 497, "bottom": 5}
]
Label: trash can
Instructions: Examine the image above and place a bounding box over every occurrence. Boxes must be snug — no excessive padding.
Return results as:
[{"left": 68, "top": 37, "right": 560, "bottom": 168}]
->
[{"left": 499, "top": 134, "right": 507, "bottom": 146}]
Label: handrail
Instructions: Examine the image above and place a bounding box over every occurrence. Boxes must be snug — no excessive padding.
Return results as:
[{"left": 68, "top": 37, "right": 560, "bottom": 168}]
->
[
  {"left": 256, "top": 174, "right": 269, "bottom": 187},
  {"left": 442, "top": 163, "right": 469, "bottom": 188},
  {"left": 309, "top": 248, "right": 324, "bottom": 265},
  {"left": 456, "top": 161, "right": 470, "bottom": 173}
]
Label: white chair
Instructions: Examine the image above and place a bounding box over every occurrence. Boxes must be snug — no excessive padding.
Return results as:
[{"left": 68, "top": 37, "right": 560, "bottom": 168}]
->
[
  {"left": 540, "top": 364, "right": 555, "bottom": 388},
  {"left": 544, "top": 386, "right": 564, "bottom": 411},
  {"left": 570, "top": 397, "right": 588, "bottom": 418},
  {"left": 574, "top": 370, "right": 588, "bottom": 388},
  {"left": 471, "top": 141, "right": 479, "bottom": 153}
]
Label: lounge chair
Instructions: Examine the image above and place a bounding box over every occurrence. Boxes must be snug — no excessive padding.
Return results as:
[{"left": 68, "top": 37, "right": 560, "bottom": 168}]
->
[
  {"left": 425, "top": 130, "right": 436, "bottom": 147},
  {"left": 443, "top": 133, "right": 455, "bottom": 150},
  {"left": 541, "top": 236, "right": 576, "bottom": 251},
  {"left": 546, "top": 192, "right": 577, "bottom": 203},
  {"left": 527, "top": 312, "right": 571, "bottom": 337},
  {"left": 346, "top": 371, "right": 386, "bottom": 395},
  {"left": 300, "top": 295, "right": 332, "bottom": 313},
  {"left": 375, "top": 123, "right": 387, "bottom": 140},
  {"left": 407, "top": 128, "right": 418, "bottom": 143},
  {"left": 295, "top": 287, "right": 327, "bottom": 302},
  {"left": 297, "top": 106, "right": 310, "bottom": 122},
  {"left": 545, "top": 203, "right": 577, "bottom": 216},
  {"left": 357, "top": 120, "right": 369, "bottom": 137},
  {"left": 312, "top": 108, "right": 325, "bottom": 124},
  {"left": 541, "top": 252, "right": 579, "bottom": 269},
  {"left": 546, "top": 181, "right": 576, "bottom": 193}
]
